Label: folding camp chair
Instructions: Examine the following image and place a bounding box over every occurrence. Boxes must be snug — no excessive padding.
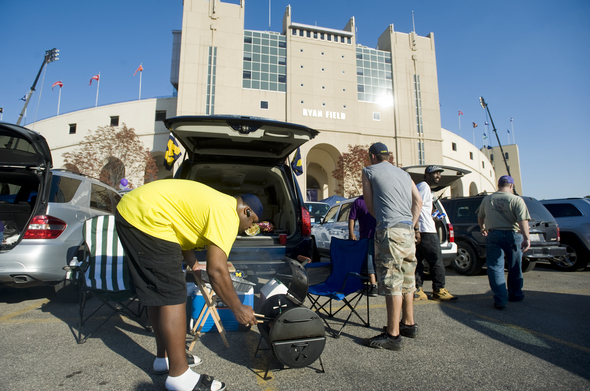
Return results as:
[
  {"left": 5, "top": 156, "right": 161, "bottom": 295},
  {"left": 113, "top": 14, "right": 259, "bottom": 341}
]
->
[
  {"left": 72, "top": 215, "right": 146, "bottom": 344},
  {"left": 306, "top": 237, "right": 371, "bottom": 338}
]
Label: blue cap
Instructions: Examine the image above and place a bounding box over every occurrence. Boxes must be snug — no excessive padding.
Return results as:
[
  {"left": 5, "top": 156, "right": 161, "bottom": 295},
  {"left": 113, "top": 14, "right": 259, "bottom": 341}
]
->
[
  {"left": 240, "top": 194, "right": 263, "bottom": 219},
  {"left": 369, "top": 142, "right": 389, "bottom": 155},
  {"left": 498, "top": 175, "right": 514, "bottom": 186}
]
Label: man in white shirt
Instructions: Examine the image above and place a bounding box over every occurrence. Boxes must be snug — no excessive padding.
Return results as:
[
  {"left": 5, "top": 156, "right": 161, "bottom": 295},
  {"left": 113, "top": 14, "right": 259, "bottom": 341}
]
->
[{"left": 414, "top": 166, "right": 457, "bottom": 301}]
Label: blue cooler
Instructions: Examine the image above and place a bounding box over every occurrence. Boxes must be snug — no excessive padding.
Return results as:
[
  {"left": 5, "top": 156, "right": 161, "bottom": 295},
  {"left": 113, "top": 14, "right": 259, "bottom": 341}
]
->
[{"left": 191, "top": 286, "right": 254, "bottom": 332}]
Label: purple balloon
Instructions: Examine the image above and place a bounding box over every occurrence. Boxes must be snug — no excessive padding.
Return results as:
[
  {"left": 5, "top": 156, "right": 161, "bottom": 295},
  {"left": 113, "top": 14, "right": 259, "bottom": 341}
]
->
[{"left": 120, "top": 178, "right": 128, "bottom": 187}]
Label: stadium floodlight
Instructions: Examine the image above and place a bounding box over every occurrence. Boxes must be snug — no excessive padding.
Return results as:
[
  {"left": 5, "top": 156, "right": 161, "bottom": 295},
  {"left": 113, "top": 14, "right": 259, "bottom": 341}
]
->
[{"left": 16, "top": 48, "right": 60, "bottom": 125}]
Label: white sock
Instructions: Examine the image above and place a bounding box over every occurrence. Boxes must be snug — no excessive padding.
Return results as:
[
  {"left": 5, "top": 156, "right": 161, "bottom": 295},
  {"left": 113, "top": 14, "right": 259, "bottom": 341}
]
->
[
  {"left": 153, "top": 357, "right": 168, "bottom": 373},
  {"left": 165, "top": 368, "right": 224, "bottom": 391}
]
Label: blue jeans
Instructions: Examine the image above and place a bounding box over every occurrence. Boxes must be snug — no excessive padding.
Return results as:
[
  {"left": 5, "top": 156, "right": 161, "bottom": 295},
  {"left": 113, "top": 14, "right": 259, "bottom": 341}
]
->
[{"left": 486, "top": 230, "right": 524, "bottom": 306}]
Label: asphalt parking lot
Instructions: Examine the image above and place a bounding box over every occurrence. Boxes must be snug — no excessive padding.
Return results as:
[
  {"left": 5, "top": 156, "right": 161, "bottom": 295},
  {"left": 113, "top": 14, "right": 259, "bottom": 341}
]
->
[{"left": 1, "top": 263, "right": 589, "bottom": 391}]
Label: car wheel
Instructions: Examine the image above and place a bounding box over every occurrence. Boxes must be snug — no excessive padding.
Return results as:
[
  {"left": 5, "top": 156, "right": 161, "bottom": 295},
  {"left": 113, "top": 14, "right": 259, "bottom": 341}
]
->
[
  {"left": 521, "top": 258, "right": 536, "bottom": 273},
  {"left": 451, "top": 242, "right": 483, "bottom": 276},
  {"left": 550, "top": 240, "right": 590, "bottom": 272},
  {"left": 54, "top": 279, "right": 81, "bottom": 303}
]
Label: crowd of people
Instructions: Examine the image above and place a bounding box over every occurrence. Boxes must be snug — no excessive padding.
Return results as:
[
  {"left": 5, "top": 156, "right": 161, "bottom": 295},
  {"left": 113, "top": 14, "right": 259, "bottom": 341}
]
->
[{"left": 115, "top": 142, "right": 530, "bottom": 389}]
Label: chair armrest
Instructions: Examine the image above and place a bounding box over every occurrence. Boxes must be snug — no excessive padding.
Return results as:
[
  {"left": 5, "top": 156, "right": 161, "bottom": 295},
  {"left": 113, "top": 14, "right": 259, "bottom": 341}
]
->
[{"left": 339, "top": 272, "right": 369, "bottom": 292}]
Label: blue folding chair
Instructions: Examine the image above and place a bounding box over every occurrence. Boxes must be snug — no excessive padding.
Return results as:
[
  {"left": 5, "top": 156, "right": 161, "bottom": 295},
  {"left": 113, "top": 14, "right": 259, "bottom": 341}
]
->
[
  {"left": 306, "top": 237, "right": 371, "bottom": 338},
  {"left": 72, "top": 215, "right": 147, "bottom": 344}
]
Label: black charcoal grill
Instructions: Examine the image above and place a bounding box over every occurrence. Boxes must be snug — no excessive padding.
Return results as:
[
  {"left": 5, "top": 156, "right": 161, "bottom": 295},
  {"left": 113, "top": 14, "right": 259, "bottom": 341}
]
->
[{"left": 255, "top": 258, "right": 325, "bottom": 378}]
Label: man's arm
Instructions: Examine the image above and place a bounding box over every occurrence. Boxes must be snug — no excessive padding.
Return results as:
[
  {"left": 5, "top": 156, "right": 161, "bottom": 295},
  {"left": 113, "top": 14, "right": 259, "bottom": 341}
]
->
[
  {"left": 362, "top": 171, "right": 375, "bottom": 218},
  {"left": 518, "top": 220, "right": 531, "bottom": 252},
  {"left": 410, "top": 181, "right": 423, "bottom": 228},
  {"left": 478, "top": 216, "right": 488, "bottom": 236},
  {"left": 348, "top": 219, "right": 357, "bottom": 240},
  {"left": 198, "top": 244, "right": 257, "bottom": 326}
]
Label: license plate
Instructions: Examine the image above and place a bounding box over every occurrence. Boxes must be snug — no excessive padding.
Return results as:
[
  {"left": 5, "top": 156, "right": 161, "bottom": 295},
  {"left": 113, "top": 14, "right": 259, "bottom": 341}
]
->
[{"left": 529, "top": 233, "right": 542, "bottom": 242}]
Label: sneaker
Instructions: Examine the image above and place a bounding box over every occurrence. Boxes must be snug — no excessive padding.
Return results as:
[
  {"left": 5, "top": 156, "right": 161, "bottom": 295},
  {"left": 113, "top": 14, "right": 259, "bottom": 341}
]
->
[
  {"left": 382, "top": 323, "right": 418, "bottom": 338},
  {"left": 493, "top": 302, "right": 506, "bottom": 310},
  {"left": 432, "top": 288, "right": 458, "bottom": 301},
  {"left": 508, "top": 295, "right": 524, "bottom": 302},
  {"left": 364, "top": 332, "right": 403, "bottom": 350},
  {"left": 414, "top": 287, "right": 428, "bottom": 301},
  {"left": 366, "top": 284, "right": 378, "bottom": 297},
  {"left": 399, "top": 322, "right": 418, "bottom": 338}
]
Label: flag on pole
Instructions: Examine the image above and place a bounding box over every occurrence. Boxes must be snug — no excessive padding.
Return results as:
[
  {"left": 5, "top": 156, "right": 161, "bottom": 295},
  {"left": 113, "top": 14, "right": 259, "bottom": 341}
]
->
[
  {"left": 52, "top": 81, "right": 63, "bottom": 90},
  {"left": 458, "top": 110, "right": 464, "bottom": 116},
  {"left": 133, "top": 64, "right": 143, "bottom": 76},
  {"left": 483, "top": 133, "right": 488, "bottom": 139},
  {"left": 510, "top": 117, "right": 513, "bottom": 123},
  {"left": 485, "top": 121, "right": 489, "bottom": 126},
  {"left": 472, "top": 122, "right": 478, "bottom": 128},
  {"left": 20, "top": 95, "right": 27, "bottom": 101},
  {"left": 89, "top": 74, "right": 100, "bottom": 85},
  {"left": 164, "top": 133, "right": 182, "bottom": 170},
  {"left": 291, "top": 147, "right": 303, "bottom": 176}
]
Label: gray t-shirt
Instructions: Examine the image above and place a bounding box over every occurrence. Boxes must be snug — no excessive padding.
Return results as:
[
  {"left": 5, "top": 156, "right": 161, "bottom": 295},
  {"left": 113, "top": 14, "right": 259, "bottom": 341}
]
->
[
  {"left": 363, "top": 162, "right": 413, "bottom": 229},
  {"left": 478, "top": 191, "right": 530, "bottom": 232}
]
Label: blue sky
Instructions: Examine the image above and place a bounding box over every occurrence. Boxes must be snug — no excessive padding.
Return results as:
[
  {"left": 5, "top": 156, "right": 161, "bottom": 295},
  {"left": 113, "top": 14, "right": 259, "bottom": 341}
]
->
[{"left": 1, "top": 0, "right": 588, "bottom": 199}]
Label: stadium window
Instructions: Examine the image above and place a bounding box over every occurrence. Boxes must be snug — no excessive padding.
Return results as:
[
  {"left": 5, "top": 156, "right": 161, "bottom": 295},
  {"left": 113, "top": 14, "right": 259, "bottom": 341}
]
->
[
  {"left": 155, "top": 110, "right": 166, "bottom": 122},
  {"left": 110, "top": 116, "right": 119, "bottom": 127},
  {"left": 452, "top": 142, "right": 457, "bottom": 151},
  {"left": 373, "top": 112, "right": 381, "bottom": 121},
  {"left": 469, "top": 152, "right": 473, "bottom": 160},
  {"left": 69, "top": 123, "right": 77, "bottom": 134},
  {"left": 260, "top": 101, "right": 269, "bottom": 109},
  {"left": 482, "top": 161, "right": 485, "bottom": 168}
]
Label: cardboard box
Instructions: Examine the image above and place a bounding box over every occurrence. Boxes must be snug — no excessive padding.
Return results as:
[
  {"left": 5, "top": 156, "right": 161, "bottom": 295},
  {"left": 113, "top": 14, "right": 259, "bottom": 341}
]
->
[{"left": 191, "top": 286, "right": 254, "bottom": 332}]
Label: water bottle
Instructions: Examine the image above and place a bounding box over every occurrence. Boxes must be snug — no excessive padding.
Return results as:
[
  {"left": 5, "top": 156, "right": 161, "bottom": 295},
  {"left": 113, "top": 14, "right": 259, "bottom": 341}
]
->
[
  {"left": 437, "top": 212, "right": 446, "bottom": 219},
  {"left": 432, "top": 210, "right": 439, "bottom": 218},
  {"left": 69, "top": 256, "right": 79, "bottom": 267}
]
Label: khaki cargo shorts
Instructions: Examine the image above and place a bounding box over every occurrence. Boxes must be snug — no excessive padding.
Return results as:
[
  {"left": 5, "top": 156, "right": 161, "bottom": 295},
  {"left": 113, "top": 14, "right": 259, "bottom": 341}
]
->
[{"left": 374, "top": 225, "right": 417, "bottom": 296}]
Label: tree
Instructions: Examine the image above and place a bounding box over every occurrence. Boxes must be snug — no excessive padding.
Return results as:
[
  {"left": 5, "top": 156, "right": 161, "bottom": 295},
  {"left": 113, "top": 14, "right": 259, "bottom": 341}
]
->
[
  {"left": 332, "top": 144, "right": 396, "bottom": 198},
  {"left": 63, "top": 124, "right": 157, "bottom": 189}
]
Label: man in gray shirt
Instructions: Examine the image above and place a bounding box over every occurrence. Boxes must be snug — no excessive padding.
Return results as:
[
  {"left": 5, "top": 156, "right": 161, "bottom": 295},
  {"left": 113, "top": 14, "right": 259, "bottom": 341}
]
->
[{"left": 362, "top": 142, "right": 423, "bottom": 350}]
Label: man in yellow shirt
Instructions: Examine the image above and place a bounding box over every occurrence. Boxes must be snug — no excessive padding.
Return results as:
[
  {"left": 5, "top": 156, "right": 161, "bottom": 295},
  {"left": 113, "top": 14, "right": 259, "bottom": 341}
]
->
[{"left": 115, "top": 179, "right": 261, "bottom": 391}]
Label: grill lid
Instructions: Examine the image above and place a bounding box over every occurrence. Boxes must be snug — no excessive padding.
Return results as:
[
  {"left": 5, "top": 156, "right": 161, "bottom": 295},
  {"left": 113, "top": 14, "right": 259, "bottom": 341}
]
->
[{"left": 276, "top": 258, "right": 308, "bottom": 305}]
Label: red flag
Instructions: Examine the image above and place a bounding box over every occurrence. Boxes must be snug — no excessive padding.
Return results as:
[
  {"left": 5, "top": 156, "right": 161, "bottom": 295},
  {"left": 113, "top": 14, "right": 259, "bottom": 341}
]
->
[
  {"left": 133, "top": 64, "right": 143, "bottom": 76},
  {"left": 458, "top": 110, "right": 464, "bottom": 116},
  {"left": 52, "top": 81, "right": 63, "bottom": 90},
  {"left": 472, "top": 122, "right": 478, "bottom": 128},
  {"left": 89, "top": 74, "right": 100, "bottom": 85}
]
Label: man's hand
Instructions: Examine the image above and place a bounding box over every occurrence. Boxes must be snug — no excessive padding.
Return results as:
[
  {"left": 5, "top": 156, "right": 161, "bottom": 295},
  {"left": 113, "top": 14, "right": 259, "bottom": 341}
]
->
[
  {"left": 480, "top": 227, "right": 488, "bottom": 237},
  {"left": 233, "top": 304, "right": 258, "bottom": 326},
  {"left": 521, "top": 238, "right": 531, "bottom": 252},
  {"left": 415, "top": 231, "right": 421, "bottom": 244},
  {"left": 349, "top": 232, "right": 358, "bottom": 241}
]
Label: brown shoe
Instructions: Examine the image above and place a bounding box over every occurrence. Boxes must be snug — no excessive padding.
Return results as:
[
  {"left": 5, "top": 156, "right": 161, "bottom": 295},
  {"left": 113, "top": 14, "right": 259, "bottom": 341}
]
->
[
  {"left": 414, "top": 287, "right": 428, "bottom": 301},
  {"left": 433, "top": 288, "right": 458, "bottom": 301}
]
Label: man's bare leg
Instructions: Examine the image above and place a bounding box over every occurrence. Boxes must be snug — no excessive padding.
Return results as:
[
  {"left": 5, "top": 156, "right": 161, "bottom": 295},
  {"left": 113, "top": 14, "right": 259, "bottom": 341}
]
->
[
  {"left": 151, "top": 304, "right": 189, "bottom": 377},
  {"left": 401, "top": 292, "right": 415, "bottom": 325},
  {"left": 385, "top": 295, "right": 403, "bottom": 336}
]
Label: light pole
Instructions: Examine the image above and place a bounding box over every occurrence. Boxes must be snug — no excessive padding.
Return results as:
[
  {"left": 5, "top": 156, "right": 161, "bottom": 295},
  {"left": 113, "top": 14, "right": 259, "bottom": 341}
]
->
[
  {"left": 16, "top": 48, "right": 59, "bottom": 126},
  {"left": 479, "top": 97, "right": 515, "bottom": 194}
]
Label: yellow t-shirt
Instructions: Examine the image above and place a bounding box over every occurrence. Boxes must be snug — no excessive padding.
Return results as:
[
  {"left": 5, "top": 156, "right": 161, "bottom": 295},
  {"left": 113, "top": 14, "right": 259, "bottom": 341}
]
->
[{"left": 117, "top": 179, "right": 239, "bottom": 255}]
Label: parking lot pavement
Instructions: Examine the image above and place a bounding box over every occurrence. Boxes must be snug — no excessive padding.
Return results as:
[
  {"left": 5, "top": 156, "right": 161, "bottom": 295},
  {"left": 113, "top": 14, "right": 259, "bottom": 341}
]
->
[{"left": 1, "top": 264, "right": 590, "bottom": 390}]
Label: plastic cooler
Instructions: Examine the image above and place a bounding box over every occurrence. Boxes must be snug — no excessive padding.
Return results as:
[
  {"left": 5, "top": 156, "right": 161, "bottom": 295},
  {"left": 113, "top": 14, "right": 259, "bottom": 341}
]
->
[{"left": 191, "top": 285, "right": 254, "bottom": 332}]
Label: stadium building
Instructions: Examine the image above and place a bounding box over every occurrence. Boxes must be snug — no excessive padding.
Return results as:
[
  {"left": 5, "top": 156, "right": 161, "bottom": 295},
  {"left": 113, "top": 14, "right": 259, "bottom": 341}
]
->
[{"left": 29, "top": 0, "right": 521, "bottom": 197}]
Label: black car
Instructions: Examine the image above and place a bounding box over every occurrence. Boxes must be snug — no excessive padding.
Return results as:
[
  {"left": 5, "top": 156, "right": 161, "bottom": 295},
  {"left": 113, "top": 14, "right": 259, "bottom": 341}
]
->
[
  {"left": 441, "top": 195, "right": 566, "bottom": 275},
  {"left": 165, "top": 115, "right": 319, "bottom": 277}
]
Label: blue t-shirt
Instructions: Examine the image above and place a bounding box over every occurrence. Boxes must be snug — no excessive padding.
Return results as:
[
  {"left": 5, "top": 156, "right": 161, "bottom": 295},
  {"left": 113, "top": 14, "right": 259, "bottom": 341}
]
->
[{"left": 349, "top": 196, "right": 376, "bottom": 239}]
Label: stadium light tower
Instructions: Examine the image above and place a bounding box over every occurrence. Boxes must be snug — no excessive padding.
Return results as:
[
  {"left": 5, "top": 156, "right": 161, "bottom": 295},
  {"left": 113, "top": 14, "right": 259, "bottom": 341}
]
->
[{"left": 16, "top": 48, "right": 59, "bottom": 126}]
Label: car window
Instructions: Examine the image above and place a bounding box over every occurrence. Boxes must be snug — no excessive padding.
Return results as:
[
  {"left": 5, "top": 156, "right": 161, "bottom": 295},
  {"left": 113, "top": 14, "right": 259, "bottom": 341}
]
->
[
  {"left": 523, "top": 198, "right": 555, "bottom": 222},
  {"left": 337, "top": 203, "right": 352, "bottom": 222},
  {"left": 543, "top": 203, "right": 583, "bottom": 218},
  {"left": 48, "top": 175, "right": 82, "bottom": 203},
  {"left": 323, "top": 205, "right": 340, "bottom": 223},
  {"left": 90, "top": 184, "right": 116, "bottom": 213},
  {"left": 453, "top": 199, "right": 481, "bottom": 224},
  {"left": 109, "top": 190, "right": 122, "bottom": 206},
  {"left": 306, "top": 203, "right": 330, "bottom": 219}
]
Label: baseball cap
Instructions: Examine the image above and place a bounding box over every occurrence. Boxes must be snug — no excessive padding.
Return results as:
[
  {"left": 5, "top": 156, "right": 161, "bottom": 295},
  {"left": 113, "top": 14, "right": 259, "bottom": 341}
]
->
[
  {"left": 425, "top": 165, "right": 444, "bottom": 174},
  {"left": 498, "top": 175, "right": 514, "bottom": 186},
  {"left": 240, "top": 194, "right": 264, "bottom": 219},
  {"left": 369, "top": 142, "right": 389, "bottom": 155}
]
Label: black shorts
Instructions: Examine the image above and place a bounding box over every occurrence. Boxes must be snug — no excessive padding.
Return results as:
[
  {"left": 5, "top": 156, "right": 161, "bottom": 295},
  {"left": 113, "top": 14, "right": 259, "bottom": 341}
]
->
[{"left": 115, "top": 211, "right": 187, "bottom": 307}]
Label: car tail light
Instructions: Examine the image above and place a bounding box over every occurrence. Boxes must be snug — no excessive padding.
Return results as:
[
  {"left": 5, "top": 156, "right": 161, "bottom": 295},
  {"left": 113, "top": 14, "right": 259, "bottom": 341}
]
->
[
  {"left": 448, "top": 223, "right": 455, "bottom": 243},
  {"left": 23, "top": 215, "right": 67, "bottom": 239},
  {"left": 557, "top": 226, "right": 560, "bottom": 242},
  {"left": 301, "top": 206, "right": 311, "bottom": 237}
]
